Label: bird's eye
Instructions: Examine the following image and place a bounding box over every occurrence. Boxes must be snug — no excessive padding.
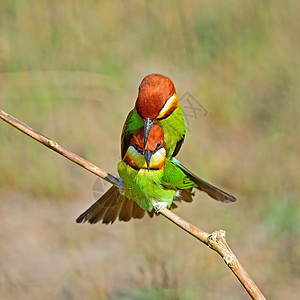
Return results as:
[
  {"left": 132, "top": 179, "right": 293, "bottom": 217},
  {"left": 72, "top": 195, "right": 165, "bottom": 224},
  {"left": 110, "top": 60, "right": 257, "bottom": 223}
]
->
[{"left": 156, "top": 141, "right": 162, "bottom": 149}]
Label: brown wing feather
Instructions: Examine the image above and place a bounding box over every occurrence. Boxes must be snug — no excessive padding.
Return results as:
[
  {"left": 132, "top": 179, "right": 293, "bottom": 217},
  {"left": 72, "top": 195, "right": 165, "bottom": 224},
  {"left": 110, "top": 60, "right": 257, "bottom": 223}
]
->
[
  {"left": 177, "top": 163, "right": 236, "bottom": 203},
  {"left": 173, "top": 188, "right": 194, "bottom": 203}
]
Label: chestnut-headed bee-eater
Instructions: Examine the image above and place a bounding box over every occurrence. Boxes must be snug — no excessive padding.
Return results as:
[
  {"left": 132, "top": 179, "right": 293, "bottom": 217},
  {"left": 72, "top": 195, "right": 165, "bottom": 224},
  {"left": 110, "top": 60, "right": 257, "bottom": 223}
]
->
[{"left": 123, "top": 73, "right": 235, "bottom": 203}]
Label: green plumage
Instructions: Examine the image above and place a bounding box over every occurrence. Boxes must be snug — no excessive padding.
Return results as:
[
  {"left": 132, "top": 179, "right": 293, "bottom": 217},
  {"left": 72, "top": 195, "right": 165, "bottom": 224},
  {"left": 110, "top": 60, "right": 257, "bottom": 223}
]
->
[
  {"left": 162, "top": 160, "right": 196, "bottom": 190},
  {"left": 118, "top": 158, "right": 197, "bottom": 212}
]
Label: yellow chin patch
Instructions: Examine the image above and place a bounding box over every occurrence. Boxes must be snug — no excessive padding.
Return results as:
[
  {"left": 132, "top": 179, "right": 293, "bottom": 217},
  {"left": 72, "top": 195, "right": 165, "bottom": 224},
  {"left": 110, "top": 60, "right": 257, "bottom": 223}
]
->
[
  {"left": 157, "top": 93, "right": 178, "bottom": 120},
  {"left": 124, "top": 146, "right": 166, "bottom": 169}
]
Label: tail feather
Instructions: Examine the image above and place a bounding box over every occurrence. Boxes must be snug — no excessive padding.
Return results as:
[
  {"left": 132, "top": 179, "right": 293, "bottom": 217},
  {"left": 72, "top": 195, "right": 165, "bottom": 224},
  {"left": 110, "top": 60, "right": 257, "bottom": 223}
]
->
[
  {"left": 76, "top": 186, "right": 116, "bottom": 224},
  {"left": 90, "top": 188, "right": 121, "bottom": 223},
  {"left": 119, "top": 198, "right": 134, "bottom": 222},
  {"left": 102, "top": 195, "right": 124, "bottom": 224},
  {"left": 76, "top": 186, "right": 148, "bottom": 224},
  {"left": 132, "top": 201, "right": 146, "bottom": 219}
]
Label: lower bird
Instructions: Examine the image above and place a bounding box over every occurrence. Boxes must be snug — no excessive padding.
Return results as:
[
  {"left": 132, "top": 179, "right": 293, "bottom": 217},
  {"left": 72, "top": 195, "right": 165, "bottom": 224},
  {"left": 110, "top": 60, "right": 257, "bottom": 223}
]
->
[{"left": 76, "top": 124, "right": 236, "bottom": 224}]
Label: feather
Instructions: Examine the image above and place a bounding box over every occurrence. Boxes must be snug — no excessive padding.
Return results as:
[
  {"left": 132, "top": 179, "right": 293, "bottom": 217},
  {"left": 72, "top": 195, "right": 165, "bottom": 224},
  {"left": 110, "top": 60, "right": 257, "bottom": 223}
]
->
[
  {"left": 174, "top": 161, "right": 236, "bottom": 203},
  {"left": 119, "top": 198, "right": 134, "bottom": 221},
  {"left": 77, "top": 186, "right": 148, "bottom": 224},
  {"left": 132, "top": 201, "right": 146, "bottom": 219},
  {"left": 174, "top": 188, "right": 194, "bottom": 203},
  {"left": 102, "top": 194, "right": 125, "bottom": 224},
  {"left": 76, "top": 186, "right": 116, "bottom": 224},
  {"left": 172, "top": 136, "right": 185, "bottom": 158}
]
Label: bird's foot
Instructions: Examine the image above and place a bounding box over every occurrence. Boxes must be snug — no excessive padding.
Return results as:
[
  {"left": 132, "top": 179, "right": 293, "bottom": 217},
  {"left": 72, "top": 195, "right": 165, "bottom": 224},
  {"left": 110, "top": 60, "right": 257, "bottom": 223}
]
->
[{"left": 152, "top": 201, "right": 168, "bottom": 215}]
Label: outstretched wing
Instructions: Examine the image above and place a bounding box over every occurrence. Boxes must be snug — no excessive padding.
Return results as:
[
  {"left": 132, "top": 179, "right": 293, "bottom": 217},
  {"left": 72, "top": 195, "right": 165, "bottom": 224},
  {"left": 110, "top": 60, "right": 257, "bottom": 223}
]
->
[{"left": 171, "top": 159, "right": 236, "bottom": 203}]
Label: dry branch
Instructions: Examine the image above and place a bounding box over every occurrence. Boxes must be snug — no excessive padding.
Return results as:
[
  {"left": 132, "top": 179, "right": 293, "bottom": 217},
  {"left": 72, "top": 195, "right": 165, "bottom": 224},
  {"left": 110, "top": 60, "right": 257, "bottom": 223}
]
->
[{"left": 0, "top": 108, "right": 266, "bottom": 300}]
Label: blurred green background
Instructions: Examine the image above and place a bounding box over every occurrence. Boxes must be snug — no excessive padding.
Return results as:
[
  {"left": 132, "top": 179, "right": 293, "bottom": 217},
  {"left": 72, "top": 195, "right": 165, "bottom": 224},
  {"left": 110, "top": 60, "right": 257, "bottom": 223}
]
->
[{"left": 0, "top": 1, "right": 299, "bottom": 299}]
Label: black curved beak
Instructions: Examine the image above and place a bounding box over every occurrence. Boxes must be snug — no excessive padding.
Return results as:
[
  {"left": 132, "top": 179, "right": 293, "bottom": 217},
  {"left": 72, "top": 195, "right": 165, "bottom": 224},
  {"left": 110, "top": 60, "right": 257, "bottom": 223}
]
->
[
  {"left": 144, "top": 149, "right": 153, "bottom": 172},
  {"left": 143, "top": 117, "right": 154, "bottom": 153}
]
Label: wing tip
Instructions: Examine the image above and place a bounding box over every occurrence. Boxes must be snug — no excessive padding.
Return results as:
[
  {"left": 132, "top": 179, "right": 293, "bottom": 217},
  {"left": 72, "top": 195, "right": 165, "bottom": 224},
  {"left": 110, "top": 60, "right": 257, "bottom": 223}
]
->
[
  {"left": 76, "top": 214, "right": 86, "bottom": 223},
  {"left": 222, "top": 195, "right": 237, "bottom": 203}
]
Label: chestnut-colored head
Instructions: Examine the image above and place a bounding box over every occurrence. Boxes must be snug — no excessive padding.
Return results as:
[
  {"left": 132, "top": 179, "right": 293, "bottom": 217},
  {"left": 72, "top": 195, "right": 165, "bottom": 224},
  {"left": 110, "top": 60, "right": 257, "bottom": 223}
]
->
[
  {"left": 135, "top": 74, "right": 177, "bottom": 120},
  {"left": 131, "top": 124, "right": 165, "bottom": 153}
]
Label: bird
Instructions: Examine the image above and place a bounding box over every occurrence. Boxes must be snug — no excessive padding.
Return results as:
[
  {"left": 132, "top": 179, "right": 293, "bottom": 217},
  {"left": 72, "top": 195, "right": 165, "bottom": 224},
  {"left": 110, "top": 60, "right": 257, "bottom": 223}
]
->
[
  {"left": 76, "top": 124, "right": 236, "bottom": 225},
  {"left": 76, "top": 124, "right": 196, "bottom": 224},
  {"left": 122, "top": 73, "right": 235, "bottom": 203},
  {"left": 121, "top": 73, "right": 186, "bottom": 160}
]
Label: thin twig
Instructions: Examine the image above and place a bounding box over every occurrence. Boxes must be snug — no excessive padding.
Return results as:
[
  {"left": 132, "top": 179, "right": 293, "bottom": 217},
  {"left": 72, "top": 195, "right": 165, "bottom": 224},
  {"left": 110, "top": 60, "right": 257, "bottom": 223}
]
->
[{"left": 0, "top": 108, "right": 266, "bottom": 300}]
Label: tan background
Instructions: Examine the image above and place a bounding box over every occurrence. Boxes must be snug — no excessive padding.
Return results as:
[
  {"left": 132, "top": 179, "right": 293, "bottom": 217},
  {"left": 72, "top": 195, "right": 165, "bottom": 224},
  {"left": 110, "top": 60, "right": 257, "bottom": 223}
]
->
[{"left": 0, "top": 1, "right": 299, "bottom": 299}]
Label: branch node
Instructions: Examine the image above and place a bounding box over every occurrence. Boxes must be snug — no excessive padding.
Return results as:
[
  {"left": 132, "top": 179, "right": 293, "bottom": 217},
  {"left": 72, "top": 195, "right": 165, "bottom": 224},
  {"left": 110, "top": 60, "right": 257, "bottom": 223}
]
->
[
  {"left": 224, "top": 254, "right": 236, "bottom": 267},
  {"left": 219, "top": 229, "right": 226, "bottom": 238},
  {"left": 49, "top": 140, "right": 58, "bottom": 147},
  {"left": 208, "top": 230, "right": 225, "bottom": 246}
]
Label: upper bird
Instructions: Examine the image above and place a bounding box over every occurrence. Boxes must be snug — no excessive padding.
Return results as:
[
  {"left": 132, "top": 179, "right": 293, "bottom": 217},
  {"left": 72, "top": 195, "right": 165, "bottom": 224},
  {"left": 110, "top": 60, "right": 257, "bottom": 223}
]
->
[
  {"left": 122, "top": 74, "right": 235, "bottom": 203},
  {"left": 121, "top": 73, "right": 185, "bottom": 159}
]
